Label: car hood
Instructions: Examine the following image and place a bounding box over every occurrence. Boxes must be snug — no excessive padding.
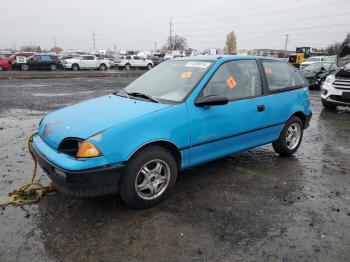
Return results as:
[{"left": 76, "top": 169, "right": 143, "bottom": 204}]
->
[
  {"left": 38, "top": 94, "right": 172, "bottom": 149},
  {"left": 337, "top": 41, "right": 350, "bottom": 67},
  {"left": 64, "top": 58, "right": 80, "bottom": 63}
]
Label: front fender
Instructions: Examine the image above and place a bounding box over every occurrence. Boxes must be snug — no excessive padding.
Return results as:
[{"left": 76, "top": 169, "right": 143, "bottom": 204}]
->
[{"left": 89, "top": 103, "right": 190, "bottom": 166}]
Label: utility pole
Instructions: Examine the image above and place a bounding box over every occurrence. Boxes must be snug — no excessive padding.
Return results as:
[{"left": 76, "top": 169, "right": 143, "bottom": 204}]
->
[
  {"left": 92, "top": 32, "right": 96, "bottom": 50},
  {"left": 169, "top": 18, "right": 173, "bottom": 52},
  {"left": 154, "top": 41, "right": 157, "bottom": 52},
  {"left": 284, "top": 34, "right": 289, "bottom": 55},
  {"left": 53, "top": 37, "right": 57, "bottom": 48}
]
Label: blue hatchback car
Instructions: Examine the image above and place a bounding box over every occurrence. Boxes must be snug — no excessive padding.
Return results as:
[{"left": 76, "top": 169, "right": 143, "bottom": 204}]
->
[{"left": 31, "top": 56, "right": 312, "bottom": 208}]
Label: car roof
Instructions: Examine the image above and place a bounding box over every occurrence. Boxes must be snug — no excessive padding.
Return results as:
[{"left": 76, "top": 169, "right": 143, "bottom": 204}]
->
[{"left": 175, "top": 55, "right": 273, "bottom": 62}]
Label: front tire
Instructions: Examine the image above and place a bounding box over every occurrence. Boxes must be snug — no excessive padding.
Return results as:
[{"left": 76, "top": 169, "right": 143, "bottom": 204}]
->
[
  {"left": 50, "top": 64, "right": 57, "bottom": 71},
  {"left": 71, "top": 64, "right": 79, "bottom": 71},
  {"left": 125, "top": 63, "right": 131, "bottom": 70},
  {"left": 273, "top": 116, "right": 303, "bottom": 156},
  {"left": 21, "top": 64, "right": 29, "bottom": 71},
  {"left": 147, "top": 63, "right": 153, "bottom": 70},
  {"left": 0, "top": 65, "right": 3, "bottom": 71},
  {"left": 119, "top": 146, "right": 177, "bottom": 209}
]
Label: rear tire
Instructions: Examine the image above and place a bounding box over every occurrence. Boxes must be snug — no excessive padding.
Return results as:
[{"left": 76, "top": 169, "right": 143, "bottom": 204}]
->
[
  {"left": 99, "top": 63, "right": 107, "bottom": 71},
  {"left": 273, "top": 116, "right": 303, "bottom": 156},
  {"left": 119, "top": 146, "right": 177, "bottom": 209},
  {"left": 322, "top": 99, "right": 337, "bottom": 110}
]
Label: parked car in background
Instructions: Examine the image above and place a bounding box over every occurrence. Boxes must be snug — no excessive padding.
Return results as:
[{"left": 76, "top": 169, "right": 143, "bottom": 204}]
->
[
  {"left": 301, "top": 62, "right": 338, "bottom": 89},
  {"left": 299, "top": 56, "right": 328, "bottom": 70},
  {"left": 9, "top": 52, "right": 37, "bottom": 68},
  {"left": 30, "top": 56, "right": 311, "bottom": 208},
  {"left": 115, "top": 55, "right": 153, "bottom": 70},
  {"left": 151, "top": 54, "right": 165, "bottom": 66},
  {"left": 0, "top": 56, "right": 11, "bottom": 70},
  {"left": 11, "top": 54, "right": 64, "bottom": 71},
  {"left": 64, "top": 55, "right": 112, "bottom": 71},
  {"left": 321, "top": 39, "right": 350, "bottom": 109}
]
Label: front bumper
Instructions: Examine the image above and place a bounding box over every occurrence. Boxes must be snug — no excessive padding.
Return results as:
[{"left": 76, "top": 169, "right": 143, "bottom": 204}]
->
[
  {"left": 30, "top": 142, "right": 125, "bottom": 198},
  {"left": 321, "top": 84, "right": 350, "bottom": 107}
]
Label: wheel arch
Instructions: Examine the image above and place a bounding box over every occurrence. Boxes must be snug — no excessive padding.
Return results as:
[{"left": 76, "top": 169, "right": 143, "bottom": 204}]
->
[
  {"left": 127, "top": 140, "right": 182, "bottom": 169},
  {"left": 291, "top": 111, "right": 306, "bottom": 128}
]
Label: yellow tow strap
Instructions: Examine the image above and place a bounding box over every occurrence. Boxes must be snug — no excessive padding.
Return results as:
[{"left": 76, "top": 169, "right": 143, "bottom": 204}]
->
[{"left": 0, "top": 133, "right": 56, "bottom": 208}]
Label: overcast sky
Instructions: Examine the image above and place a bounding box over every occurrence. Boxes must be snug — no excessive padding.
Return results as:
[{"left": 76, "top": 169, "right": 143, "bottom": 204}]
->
[{"left": 1, "top": 0, "right": 349, "bottom": 52}]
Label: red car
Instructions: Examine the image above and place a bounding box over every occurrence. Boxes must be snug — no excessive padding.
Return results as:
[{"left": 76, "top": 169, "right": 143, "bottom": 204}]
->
[{"left": 0, "top": 56, "right": 11, "bottom": 71}]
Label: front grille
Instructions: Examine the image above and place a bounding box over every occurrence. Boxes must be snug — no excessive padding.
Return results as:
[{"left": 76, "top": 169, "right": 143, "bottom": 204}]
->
[
  {"left": 333, "top": 77, "right": 350, "bottom": 89},
  {"left": 329, "top": 95, "right": 350, "bottom": 103}
]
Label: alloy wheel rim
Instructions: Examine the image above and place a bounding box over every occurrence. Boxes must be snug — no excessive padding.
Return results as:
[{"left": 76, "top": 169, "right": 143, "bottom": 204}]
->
[
  {"left": 286, "top": 123, "right": 301, "bottom": 150},
  {"left": 135, "top": 159, "right": 170, "bottom": 200}
]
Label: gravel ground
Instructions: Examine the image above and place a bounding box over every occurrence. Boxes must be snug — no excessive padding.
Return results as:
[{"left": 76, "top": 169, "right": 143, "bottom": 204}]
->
[{"left": 0, "top": 77, "right": 349, "bottom": 262}]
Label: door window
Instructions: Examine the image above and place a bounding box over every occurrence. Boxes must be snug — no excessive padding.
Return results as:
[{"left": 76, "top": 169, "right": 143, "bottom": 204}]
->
[
  {"left": 262, "top": 61, "right": 306, "bottom": 91},
  {"left": 32, "top": 55, "right": 41, "bottom": 62},
  {"left": 202, "top": 60, "right": 262, "bottom": 100},
  {"left": 133, "top": 56, "right": 140, "bottom": 60},
  {"left": 41, "top": 55, "right": 51, "bottom": 62}
]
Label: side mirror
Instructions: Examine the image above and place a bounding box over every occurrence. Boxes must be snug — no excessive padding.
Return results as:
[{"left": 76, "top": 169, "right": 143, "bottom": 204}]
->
[{"left": 195, "top": 95, "right": 228, "bottom": 107}]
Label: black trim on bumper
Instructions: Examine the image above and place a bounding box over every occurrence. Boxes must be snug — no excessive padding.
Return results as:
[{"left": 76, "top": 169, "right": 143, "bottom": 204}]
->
[
  {"left": 30, "top": 143, "right": 125, "bottom": 198},
  {"left": 304, "top": 112, "right": 312, "bottom": 129}
]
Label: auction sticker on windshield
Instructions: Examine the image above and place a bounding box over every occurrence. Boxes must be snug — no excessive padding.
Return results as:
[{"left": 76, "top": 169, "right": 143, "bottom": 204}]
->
[{"left": 185, "top": 61, "right": 211, "bottom": 68}]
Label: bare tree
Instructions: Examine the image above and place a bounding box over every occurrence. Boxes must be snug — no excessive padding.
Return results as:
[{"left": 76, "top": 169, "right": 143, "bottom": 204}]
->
[
  {"left": 225, "top": 31, "right": 237, "bottom": 55},
  {"left": 162, "top": 35, "right": 187, "bottom": 52}
]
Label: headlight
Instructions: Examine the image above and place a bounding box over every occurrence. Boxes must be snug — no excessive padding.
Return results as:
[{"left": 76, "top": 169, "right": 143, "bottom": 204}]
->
[
  {"left": 76, "top": 140, "right": 102, "bottom": 158},
  {"left": 324, "top": 74, "right": 335, "bottom": 84}
]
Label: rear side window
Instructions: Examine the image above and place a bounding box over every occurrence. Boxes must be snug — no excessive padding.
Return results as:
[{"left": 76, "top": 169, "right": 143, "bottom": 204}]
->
[
  {"left": 41, "top": 55, "right": 51, "bottom": 61},
  {"left": 203, "top": 60, "right": 262, "bottom": 100},
  {"left": 262, "top": 61, "right": 306, "bottom": 91}
]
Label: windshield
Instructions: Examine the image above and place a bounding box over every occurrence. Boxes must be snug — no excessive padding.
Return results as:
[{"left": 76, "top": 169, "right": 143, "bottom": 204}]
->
[
  {"left": 306, "top": 57, "right": 321, "bottom": 62},
  {"left": 305, "top": 62, "right": 331, "bottom": 71},
  {"left": 123, "top": 60, "right": 213, "bottom": 102}
]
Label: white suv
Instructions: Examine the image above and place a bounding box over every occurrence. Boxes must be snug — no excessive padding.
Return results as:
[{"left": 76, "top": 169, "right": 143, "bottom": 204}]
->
[
  {"left": 115, "top": 55, "right": 153, "bottom": 70},
  {"left": 321, "top": 41, "right": 350, "bottom": 109}
]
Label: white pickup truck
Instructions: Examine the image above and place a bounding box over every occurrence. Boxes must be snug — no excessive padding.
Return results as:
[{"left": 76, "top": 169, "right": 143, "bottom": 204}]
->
[{"left": 64, "top": 55, "right": 112, "bottom": 71}]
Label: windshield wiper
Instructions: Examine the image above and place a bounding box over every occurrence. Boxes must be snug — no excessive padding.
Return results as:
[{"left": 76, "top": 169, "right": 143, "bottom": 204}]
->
[
  {"left": 115, "top": 89, "right": 130, "bottom": 98},
  {"left": 126, "top": 92, "right": 160, "bottom": 103}
]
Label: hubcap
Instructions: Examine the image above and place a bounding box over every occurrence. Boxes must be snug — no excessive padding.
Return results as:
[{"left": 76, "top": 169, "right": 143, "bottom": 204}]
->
[
  {"left": 286, "top": 123, "right": 301, "bottom": 150},
  {"left": 135, "top": 159, "right": 170, "bottom": 200}
]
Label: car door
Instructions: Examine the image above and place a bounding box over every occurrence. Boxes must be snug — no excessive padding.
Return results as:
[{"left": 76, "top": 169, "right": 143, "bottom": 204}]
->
[
  {"left": 80, "top": 56, "right": 90, "bottom": 69},
  {"left": 260, "top": 60, "right": 308, "bottom": 126},
  {"left": 40, "top": 55, "right": 52, "bottom": 70},
  {"left": 27, "top": 55, "right": 41, "bottom": 70},
  {"left": 132, "top": 56, "right": 141, "bottom": 67},
  {"left": 187, "top": 59, "right": 276, "bottom": 166}
]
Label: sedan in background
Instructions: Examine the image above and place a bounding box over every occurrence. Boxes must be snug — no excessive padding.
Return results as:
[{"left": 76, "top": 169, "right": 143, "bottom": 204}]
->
[{"left": 12, "top": 54, "right": 64, "bottom": 71}]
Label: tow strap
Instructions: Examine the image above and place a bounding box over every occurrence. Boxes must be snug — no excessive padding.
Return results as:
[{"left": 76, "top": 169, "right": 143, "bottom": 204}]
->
[{"left": 0, "top": 133, "right": 56, "bottom": 208}]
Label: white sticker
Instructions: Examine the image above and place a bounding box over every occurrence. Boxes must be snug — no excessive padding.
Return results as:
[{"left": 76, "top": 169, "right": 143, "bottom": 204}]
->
[
  {"left": 185, "top": 61, "right": 211, "bottom": 68},
  {"left": 16, "top": 56, "right": 27, "bottom": 64}
]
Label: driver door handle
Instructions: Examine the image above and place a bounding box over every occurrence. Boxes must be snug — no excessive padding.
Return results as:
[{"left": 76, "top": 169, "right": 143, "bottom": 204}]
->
[{"left": 257, "top": 105, "right": 265, "bottom": 112}]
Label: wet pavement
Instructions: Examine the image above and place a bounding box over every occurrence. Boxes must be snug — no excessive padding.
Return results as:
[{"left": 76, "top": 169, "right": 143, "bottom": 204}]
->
[{"left": 0, "top": 77, "right": 349, "bottom": 262}]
